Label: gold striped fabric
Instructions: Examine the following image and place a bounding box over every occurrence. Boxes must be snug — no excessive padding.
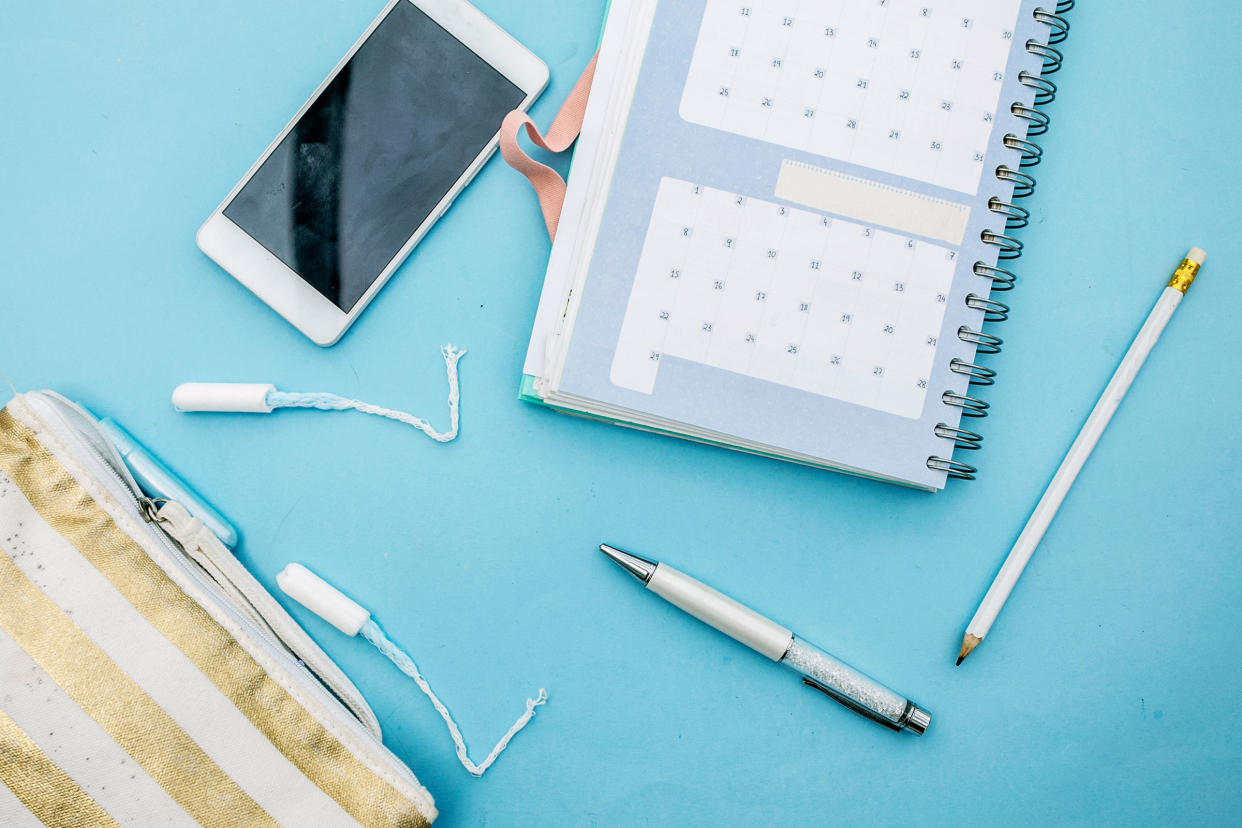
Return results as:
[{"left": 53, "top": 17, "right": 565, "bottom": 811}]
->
[
  {"left": 0, "top": 405, "right": 435, "bottom": 828},
  {"left": 0, "top": 708, "right": 122, "bottom": 828},
  {"left": 0, "top": 547, "right": 276, "bottom": 827}
]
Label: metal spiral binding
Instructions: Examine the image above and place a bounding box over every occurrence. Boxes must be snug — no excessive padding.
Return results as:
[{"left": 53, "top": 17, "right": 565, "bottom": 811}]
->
[
  {"left": 935, "top": 424, "right": 984, "bottom": 450},
  {"left": 950, "top": 359, "right": 997, "bottom": 386},
  {"left": 928, "top": 3, "right": 1071, "bottom": 483}
]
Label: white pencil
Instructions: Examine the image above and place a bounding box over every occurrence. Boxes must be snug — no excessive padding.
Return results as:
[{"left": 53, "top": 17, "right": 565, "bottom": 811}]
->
[{"left": 957, "top": 248, "right": 1206, "bottom": 665}]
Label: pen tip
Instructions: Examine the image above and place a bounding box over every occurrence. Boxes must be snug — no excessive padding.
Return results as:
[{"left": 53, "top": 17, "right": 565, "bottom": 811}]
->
[
  {"left": 598, "top": 544, "right": 658, "bottom": 584},
  {"left": 955, "top": 656, "right": 964, "bottom": 667}
]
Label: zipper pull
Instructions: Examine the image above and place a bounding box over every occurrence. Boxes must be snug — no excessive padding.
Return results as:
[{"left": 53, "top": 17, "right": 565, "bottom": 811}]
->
[
  {"left": 139, "top": 496, "right": 170, "bottom": 526},
  {"left": 141, "top": 499, "right": 281, "bottom": 642},
  {"left": 105, "top": 417, "right": 239, "bottom": 549}
]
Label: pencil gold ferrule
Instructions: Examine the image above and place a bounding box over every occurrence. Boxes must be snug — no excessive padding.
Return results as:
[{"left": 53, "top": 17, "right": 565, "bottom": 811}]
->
[{"left": 1167, "top": 259, "right": 1200, "bottom": 294}]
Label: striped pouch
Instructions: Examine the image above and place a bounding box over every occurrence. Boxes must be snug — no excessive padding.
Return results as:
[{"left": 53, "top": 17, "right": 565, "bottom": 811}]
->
[{"left": 0, "top": 390, "right": 437, "bottom": 827}]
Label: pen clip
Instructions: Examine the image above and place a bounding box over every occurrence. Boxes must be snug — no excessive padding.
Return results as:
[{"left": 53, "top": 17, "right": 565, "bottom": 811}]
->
[{"left": 800, "top": 677, "right": 903, "bottom": 732}]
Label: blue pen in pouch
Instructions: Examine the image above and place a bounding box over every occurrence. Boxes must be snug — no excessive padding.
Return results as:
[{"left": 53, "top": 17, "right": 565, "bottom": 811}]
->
[{"left": 94, "top": 416, "right": 239, "bottom": 548}]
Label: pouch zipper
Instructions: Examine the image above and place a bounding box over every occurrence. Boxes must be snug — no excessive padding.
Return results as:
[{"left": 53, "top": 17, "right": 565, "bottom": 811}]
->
[
  {"left": 24, "top": 393, "right": 310, "bottom": 655},
  {"left": 20, "top": 391, "right": 425, "bottom": 792}
]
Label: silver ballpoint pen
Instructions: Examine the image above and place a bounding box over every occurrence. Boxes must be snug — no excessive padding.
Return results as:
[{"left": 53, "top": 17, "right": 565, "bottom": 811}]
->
[{"left": 601, "top": 545, "right": 931, "bottom": 735}]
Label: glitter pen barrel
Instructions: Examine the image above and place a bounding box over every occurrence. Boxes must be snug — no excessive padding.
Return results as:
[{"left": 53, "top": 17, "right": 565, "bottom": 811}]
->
[{"left": 600, "top": 545, "right": 930, "bottom": 734}]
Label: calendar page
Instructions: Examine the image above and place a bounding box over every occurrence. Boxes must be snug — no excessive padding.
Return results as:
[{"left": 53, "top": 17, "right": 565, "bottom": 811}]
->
[
  {"left": 611, "top": 178, "right": 956, "bottom": 419},
  {"left": 537, "top": 0, "right": 1048, "bottom": 487},
  {"left": 680, "top": 0, "right": 1024, "bottom": 195}
]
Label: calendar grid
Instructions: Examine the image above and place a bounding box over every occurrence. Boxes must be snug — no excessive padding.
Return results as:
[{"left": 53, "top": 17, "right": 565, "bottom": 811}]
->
[
  {"left": 611, "top": 178, "right": 956, "bottom": 419},
  {"left": 679, "top": 0, "right": 1024, "bottom": 195}
]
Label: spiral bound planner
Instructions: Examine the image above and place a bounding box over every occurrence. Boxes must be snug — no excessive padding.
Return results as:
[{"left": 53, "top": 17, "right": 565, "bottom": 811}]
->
[{"left": 521, "top": 0, "right": 1073, "bottom": 490}]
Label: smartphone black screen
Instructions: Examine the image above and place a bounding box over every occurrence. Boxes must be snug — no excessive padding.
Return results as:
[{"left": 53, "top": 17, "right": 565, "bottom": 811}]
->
[{"left": 223, "top": 1, "right": 525, "bottom": 311}]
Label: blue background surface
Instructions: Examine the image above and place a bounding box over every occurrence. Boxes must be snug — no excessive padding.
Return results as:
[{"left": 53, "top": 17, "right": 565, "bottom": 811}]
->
[{"left": 2, "top": 2, "right": 1240, "bottom": 825}]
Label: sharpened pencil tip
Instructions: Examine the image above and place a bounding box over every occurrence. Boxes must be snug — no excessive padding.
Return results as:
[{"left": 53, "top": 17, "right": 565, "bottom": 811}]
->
[{"left": 956, "top": 633, "right": 982, "bottom": 666}]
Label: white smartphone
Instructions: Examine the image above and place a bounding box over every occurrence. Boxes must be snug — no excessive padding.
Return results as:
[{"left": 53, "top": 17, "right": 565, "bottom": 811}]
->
[{"left": 197, "top": 0, "right": 548, "bottom": 345}]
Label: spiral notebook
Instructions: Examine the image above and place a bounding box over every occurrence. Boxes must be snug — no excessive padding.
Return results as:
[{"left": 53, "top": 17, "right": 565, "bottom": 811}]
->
[{"left": 521, "top": 0, "right": 1072, "bottom": 490}]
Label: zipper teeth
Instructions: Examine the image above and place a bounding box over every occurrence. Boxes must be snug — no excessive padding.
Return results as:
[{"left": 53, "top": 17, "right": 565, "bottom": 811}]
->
[
  {"left": 21, "top": 393, "right": 421, "bottom": 787},
  {"left": 32, "top": 393, "right": 146, "bottom": 509}
]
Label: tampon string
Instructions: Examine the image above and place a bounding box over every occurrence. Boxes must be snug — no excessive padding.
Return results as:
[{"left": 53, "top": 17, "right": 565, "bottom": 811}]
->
[{"left": 277, "top": 563, "right": 547, "bottom": 776}]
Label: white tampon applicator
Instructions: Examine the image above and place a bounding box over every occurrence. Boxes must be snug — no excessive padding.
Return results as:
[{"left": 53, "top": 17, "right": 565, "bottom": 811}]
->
[
  {"left": 173, "top": 383, "right": 276, "bottom": 414},
  {"left": 276, "top": 563, "right": 547, "bottom": 777},
  {"left": 277, "top": 563, "right": 371, "bottom": 635}
]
